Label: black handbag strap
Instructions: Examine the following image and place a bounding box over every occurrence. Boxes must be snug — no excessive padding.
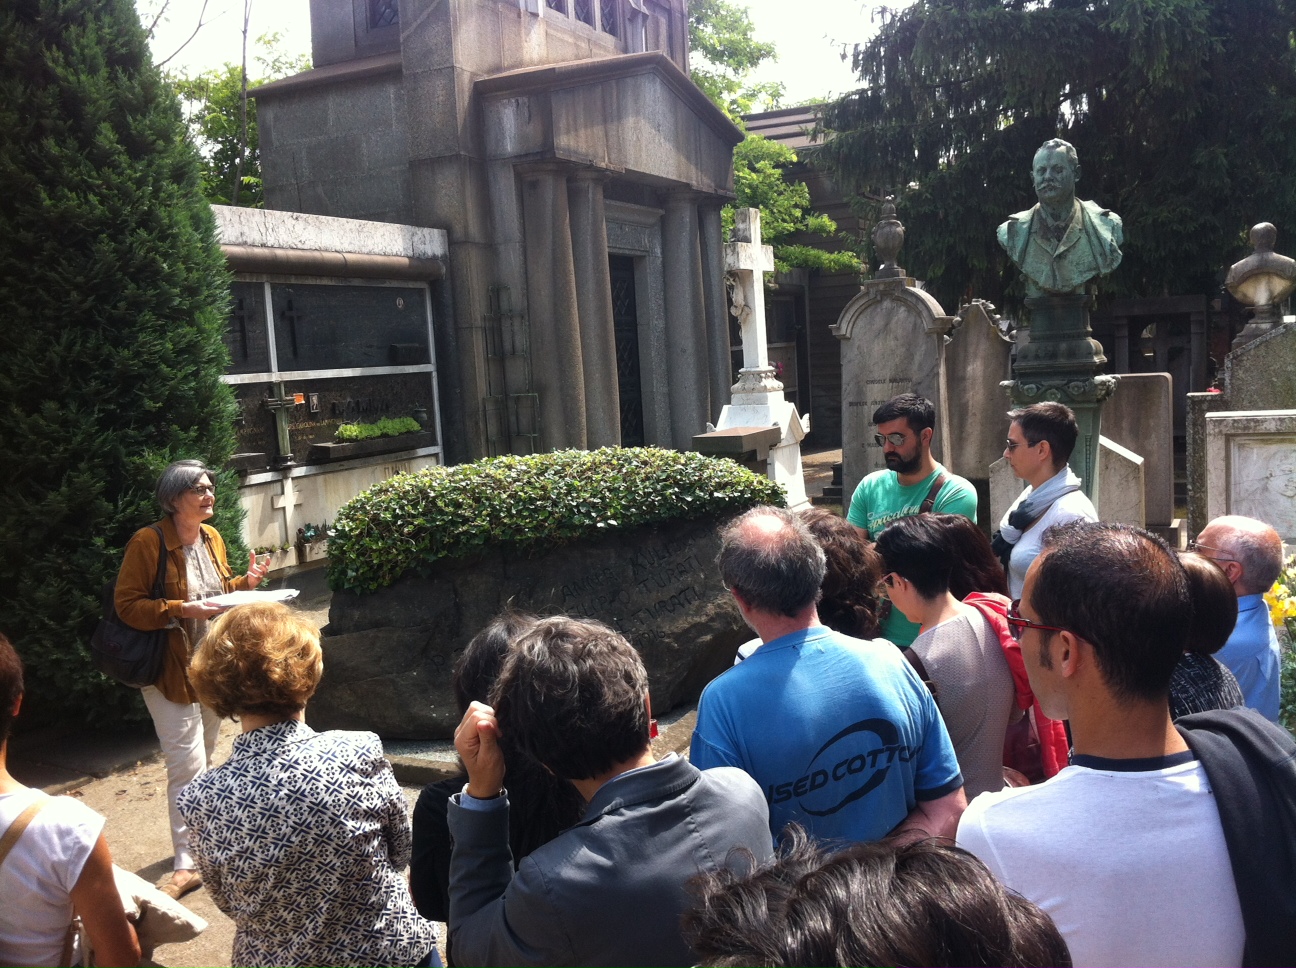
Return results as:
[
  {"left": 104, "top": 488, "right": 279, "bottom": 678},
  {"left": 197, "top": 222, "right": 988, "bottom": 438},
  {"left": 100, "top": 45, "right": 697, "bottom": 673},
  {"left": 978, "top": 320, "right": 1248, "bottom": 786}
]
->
[
  {"left": 149, "top": 525, "right": 169, "bottom": 599},
  {"left": 918, "top": 473, "right": 948, "bottom": 514}
]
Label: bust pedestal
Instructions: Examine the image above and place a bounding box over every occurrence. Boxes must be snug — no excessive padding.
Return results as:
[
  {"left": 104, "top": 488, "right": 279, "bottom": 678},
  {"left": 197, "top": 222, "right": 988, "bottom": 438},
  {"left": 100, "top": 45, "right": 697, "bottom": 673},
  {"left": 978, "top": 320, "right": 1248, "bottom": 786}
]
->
[{"left": 1004, "top": 294, "right": 1117, "bottom": 506}]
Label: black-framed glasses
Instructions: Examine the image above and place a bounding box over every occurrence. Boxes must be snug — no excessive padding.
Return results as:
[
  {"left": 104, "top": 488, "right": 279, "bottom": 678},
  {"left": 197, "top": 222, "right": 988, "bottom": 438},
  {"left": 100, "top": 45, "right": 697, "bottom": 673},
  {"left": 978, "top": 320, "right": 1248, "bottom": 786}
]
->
[
  {"left": 189, "top": 484, "right": 216, "bottom": 496},
  {"left": 1187, "top": 539, "right": 1239, "bottom": 563},
  {"left": 874, "top": 432, "right": 908, "bottom": 447},
  {"left": 1004, "top": 437, "right": 1038, "bottom": 452},
  {"left": 1006, "top": 599, "right": 1068, "bottom": 642}
]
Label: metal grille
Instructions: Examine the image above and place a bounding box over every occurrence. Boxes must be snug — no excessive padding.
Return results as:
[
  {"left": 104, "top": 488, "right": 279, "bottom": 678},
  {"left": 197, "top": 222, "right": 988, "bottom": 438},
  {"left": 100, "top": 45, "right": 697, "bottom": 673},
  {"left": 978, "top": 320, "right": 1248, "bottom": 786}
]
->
[
  {"left": 574, "top": 0, "right": 594, "bottom": 26},
  {"left": 609, "top": 258, "right": 644, "bottom": 446},
  {"left": 368, "top": 0, "right": 398, "bottom": 29},
  {"left": 599, "top": 0, "right": 618, "bottom": 35}
]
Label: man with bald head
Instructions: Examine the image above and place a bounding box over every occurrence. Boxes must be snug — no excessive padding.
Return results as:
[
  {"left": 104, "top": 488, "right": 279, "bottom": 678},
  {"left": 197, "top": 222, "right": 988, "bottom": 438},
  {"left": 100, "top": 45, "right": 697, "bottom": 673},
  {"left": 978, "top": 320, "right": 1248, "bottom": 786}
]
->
[
  {"left": 1193, "top": 515, "right": 1284, "bottom": 721},
  {"left": 690, "top": 506, "right": 966, "bottom": 845}
]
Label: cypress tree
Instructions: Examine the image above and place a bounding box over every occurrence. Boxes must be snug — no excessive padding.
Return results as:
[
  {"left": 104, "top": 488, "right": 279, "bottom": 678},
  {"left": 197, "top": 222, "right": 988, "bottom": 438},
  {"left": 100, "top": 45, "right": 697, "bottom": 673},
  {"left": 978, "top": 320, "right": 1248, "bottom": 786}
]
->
[{"left": 0, "top": 0, "right": 242, "bottom": 725}]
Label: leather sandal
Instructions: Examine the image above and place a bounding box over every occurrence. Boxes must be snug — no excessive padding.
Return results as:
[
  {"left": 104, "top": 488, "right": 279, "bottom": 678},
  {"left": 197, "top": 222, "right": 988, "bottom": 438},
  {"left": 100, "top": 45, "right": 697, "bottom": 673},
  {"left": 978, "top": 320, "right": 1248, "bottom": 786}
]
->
[{"left": 158, "top": 869, "right": 203, "bottom": 900}]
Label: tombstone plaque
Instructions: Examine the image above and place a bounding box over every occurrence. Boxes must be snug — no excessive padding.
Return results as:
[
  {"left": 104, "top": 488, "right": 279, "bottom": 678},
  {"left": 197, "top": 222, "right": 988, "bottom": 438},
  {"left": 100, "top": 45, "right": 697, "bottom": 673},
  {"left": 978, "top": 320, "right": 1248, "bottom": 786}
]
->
[
  {"left": 833, "top": 281, "right": 956, "bottom": 503},
  {"left": 1205, "top": 409, "right": 1296, "bottom": 544}
]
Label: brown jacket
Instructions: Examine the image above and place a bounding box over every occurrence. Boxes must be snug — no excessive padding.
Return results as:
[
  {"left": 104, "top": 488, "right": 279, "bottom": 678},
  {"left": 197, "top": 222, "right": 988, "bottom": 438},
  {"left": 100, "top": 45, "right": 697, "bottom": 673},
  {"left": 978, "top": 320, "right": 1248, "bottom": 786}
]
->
[{"left": 114, "top": 517, "right": 249, "bottom": 704}]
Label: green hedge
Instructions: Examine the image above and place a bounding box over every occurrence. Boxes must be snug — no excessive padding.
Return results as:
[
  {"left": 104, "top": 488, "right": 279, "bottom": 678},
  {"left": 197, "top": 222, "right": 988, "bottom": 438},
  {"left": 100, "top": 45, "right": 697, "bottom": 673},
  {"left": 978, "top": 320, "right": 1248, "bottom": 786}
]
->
[{"left": 328, "top": 448, "right": 786, "bottom": 593}]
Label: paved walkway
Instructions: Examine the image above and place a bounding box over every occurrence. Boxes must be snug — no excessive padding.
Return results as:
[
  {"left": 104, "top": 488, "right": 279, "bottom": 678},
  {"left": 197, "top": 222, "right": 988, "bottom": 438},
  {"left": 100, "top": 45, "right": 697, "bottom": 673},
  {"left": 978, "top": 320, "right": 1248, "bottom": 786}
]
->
[{"left": 7, "top": 446, "right": 842, "bottom": 966}]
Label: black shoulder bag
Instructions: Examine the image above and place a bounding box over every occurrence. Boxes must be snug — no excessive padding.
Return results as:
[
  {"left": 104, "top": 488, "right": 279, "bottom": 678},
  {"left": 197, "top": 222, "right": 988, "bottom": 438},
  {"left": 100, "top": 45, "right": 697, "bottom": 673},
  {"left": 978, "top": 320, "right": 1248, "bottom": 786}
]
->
[{"left": 89, "top": 526, "right": 170, "bottom": 688}]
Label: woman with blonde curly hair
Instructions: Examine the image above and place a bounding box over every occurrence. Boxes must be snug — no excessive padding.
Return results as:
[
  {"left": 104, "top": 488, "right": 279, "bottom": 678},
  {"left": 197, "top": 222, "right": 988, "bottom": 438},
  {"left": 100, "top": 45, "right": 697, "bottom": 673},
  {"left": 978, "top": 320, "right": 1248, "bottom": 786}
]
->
[{"left": 176, "top": 603, "right": 440, "bottom": 967}]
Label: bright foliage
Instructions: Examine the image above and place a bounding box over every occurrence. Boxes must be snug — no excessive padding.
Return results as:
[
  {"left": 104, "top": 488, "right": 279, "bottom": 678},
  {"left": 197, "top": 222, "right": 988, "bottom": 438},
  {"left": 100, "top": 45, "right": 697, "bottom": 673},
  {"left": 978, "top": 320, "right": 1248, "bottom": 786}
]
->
[{"left": 817, "top": 0, "right": 1296, "bottom": 311}]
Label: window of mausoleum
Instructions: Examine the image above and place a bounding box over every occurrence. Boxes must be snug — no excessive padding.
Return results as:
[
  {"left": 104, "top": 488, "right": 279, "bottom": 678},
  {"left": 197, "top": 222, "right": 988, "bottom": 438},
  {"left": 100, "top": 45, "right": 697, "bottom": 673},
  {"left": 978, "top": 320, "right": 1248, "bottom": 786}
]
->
[
  {"left": 600, "top": 0, "right": 619, "bottom": 35},
  {"left": 368, "top": 0, "right": 398, "bottom": 29}
]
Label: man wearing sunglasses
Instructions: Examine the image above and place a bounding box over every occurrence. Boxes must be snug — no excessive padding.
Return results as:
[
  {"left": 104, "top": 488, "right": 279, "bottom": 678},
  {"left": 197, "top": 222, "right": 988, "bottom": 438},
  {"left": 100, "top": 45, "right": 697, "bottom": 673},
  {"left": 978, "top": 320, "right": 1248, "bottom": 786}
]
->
[
  {"left": 846, "top": 394, "right": 977, "bottom": 646},
  {"left": 957, "top": 520, "right": 1296, "bottom": 967},
  {"left": 1191, "top": 515, "right": 1284, "bottom": 722}
]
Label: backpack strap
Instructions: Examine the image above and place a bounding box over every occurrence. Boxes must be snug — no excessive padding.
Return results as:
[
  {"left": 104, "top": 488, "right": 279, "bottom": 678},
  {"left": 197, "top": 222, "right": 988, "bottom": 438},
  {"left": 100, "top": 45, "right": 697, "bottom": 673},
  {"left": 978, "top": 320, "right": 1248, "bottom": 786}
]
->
[
  {"left": 918, "top": 473, "right": 948, "bottom": 514},
  {"left": 150, "top": 524, "right": 168, "bottom": 599},
  {"left": 904, "top": 647, "right": 940, "bottom": 709},
  {"left": 0, "top": 797, "right": 48, "bottom": 868}
]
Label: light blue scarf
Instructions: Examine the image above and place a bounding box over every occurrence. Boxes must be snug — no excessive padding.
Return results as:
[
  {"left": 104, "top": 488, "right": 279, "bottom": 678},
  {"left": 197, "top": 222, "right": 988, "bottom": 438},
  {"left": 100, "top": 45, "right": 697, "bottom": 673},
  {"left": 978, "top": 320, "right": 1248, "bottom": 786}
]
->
[{"left": 999, "top": 466, "right": 1083, "bottom": 544}]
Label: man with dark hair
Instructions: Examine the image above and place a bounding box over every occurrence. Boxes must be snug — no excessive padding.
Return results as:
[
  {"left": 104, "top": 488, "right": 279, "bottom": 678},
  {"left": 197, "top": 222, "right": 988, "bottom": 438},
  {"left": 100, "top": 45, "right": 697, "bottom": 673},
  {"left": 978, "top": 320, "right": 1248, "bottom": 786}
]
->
[
  {"left": 846, "top": 393, "right": 978, "bottom": 645},
  {"left": 448, "top": 616, "right": 773, "bottom": 967},
  {"left": 958, "top": 521, "right": 1296, "bottom": 966},
  {"left": 684, "top": 827, "right": 1072, "bottom": 968},
  {"left": 1193, "top": 515, "right": 1284, "bottom": 721},
  {"left": 997, "top": 401, "right": 1098, "bottom": 598},
  {"left": 691, "top": 507, "right": 966, "bottom": 845}
]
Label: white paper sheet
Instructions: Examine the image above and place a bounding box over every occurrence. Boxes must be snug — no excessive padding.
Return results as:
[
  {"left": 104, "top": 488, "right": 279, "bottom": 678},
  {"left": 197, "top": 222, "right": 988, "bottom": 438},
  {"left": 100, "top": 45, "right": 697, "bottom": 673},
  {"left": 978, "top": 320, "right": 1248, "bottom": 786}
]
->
[{"left": 204, "top": 588, "right": 300, "bottom": 608}]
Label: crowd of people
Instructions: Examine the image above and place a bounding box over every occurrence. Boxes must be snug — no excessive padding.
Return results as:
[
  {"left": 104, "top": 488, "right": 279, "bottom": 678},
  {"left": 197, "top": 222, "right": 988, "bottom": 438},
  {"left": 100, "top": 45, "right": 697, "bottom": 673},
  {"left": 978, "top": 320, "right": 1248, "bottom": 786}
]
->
[{"left": 2, "top": 393, "right": 1294, "bottom": 968}]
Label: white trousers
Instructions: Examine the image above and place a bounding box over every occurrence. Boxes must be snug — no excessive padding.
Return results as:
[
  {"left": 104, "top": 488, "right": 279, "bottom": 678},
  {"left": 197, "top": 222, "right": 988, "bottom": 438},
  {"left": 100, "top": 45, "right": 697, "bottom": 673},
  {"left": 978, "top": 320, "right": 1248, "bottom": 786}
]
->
[{"left": 140, "top": 685, "right": 221, "bottom": 870}]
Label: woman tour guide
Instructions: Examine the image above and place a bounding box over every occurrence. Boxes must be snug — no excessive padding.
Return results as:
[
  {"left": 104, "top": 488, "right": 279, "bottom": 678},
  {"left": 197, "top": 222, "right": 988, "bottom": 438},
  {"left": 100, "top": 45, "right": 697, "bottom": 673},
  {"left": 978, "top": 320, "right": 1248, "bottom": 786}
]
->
[{"left": 114, "top": 459, "right": 268, "bottom": 899}]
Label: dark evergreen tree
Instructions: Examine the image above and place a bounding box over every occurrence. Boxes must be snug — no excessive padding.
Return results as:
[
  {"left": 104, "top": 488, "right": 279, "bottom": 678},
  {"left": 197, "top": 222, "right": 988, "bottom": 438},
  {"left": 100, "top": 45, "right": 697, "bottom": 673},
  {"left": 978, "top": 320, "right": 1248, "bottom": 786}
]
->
[
  {"left": 0, "top": 0, "right": 242, "bottom": 725},
  {"left": 817, "top": 0, "right": 1296, "bottom": 311}
]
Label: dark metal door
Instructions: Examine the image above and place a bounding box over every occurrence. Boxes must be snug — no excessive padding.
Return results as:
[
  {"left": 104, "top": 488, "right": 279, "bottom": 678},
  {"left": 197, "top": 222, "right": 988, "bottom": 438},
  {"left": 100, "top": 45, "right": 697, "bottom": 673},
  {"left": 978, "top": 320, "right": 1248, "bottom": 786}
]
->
[{"left": 609, "top": 256, "right": 645, "bottom": 446}]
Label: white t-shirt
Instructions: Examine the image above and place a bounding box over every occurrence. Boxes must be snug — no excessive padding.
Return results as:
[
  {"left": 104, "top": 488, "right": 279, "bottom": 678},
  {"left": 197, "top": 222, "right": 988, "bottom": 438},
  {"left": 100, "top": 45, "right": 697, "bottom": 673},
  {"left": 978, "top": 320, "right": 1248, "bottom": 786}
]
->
[
  {"left": 0, "top": 788, "right": 104, "bottom": 968},
  {"left": 1005, "top": 488, "right": 1098, "bottom": 598},
  {"left": 956, "top": 754, "right": 1244, "bottom": 967}
]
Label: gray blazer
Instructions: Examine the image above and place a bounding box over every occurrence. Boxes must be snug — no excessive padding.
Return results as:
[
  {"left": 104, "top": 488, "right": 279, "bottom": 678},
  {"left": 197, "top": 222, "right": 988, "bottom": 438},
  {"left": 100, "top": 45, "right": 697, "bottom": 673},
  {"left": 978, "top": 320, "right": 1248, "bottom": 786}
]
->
[{"left": 447, "top": 754, "right": 773, "bottom": 966}]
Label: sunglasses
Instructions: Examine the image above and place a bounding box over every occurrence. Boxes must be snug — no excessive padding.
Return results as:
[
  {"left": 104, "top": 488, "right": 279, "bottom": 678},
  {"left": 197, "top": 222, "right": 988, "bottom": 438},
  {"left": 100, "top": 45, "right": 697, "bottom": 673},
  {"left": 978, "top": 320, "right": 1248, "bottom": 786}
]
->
[
  {"left": 1186, "top": 539, "right": 1239, "bottom": 564},
  {"left": 1006, "top": 599, "right": 1068, "bottom": 642},
  {"left": 874, "top": 432, "right": 908, "bottom": 447}
]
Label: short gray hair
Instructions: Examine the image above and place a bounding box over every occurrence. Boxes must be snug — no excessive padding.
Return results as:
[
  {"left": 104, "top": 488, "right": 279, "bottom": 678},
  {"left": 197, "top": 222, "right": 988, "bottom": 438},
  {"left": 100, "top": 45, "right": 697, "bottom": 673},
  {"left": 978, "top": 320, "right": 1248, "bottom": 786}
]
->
[
  {"left": 717, "top": 507, "right": 826, "bottom": 618},
  {"left": 155, "top": 459, "right": 212, "bottom": 514},
  {"left": 1212, "top": 516, "right": 1284, "bottom": 595}
]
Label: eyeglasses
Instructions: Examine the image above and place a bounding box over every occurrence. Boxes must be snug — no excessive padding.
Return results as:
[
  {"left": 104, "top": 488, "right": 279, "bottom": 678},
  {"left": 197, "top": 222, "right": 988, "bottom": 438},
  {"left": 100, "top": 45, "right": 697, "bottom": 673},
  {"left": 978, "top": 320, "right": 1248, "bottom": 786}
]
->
[
  {"left": 1004, "top": 437, "right": 1037, "bottom": 452},
  {"left": 1006, "top": 599, "right": 1069, "bottom": 642},
  {"left": 188, "top": 484, "right": 216, "bottom": 496},
  {"left": 874, "top": 432, "right": 908, "bottom": 447},
  {"left": 1187, "top": 539, "right": 1238, "bottom": 564}
]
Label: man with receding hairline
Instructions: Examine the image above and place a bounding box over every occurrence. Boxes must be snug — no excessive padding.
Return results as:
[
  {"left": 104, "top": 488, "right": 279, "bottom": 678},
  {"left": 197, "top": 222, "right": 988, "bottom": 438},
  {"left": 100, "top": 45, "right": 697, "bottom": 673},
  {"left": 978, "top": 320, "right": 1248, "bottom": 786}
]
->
[
  {"left": 1192, "top": 515, "right": 1284, "bottom": 721},
  {"left": 691, "top": 506, "right": 966, "bottom": 845}
]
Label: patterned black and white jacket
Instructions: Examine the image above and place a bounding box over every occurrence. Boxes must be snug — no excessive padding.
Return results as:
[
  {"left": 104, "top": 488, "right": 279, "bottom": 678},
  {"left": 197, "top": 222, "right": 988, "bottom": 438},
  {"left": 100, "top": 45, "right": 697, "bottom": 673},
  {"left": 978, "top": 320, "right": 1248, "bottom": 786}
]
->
[{"left": 179, "top": 719, "right": 438, "bottom": 968}]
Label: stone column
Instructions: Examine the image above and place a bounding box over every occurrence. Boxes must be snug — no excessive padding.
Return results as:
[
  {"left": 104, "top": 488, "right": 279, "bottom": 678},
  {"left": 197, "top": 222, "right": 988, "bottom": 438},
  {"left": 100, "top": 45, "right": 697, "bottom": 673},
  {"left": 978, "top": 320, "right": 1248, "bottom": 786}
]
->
[
  {"left": 1189, "top": 310, "right": 1208, "bottom": 391},
  {"left": 661, "top": 192, "right": 710, "bottom": 450},
  {"left": 1112, "top": 317, "right": 1130, "bottom": 372},
  {"left": 568, "top": 171, "right": 621, "bottom": 448},
  {"left": 521, "top": 165, "right": 587, "bottom": 450},
  {"left": 698, "top": 202, "right": 732, "bottom": 424},
  {"left": 1007, "top": 295, "right": 1117, "bottom": 505}
]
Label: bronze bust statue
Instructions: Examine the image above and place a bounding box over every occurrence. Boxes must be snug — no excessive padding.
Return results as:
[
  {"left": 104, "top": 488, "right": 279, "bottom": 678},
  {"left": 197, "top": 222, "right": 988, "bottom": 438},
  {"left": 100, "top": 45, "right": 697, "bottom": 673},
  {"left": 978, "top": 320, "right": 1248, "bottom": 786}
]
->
[{"left": 998, "top": 139, "right": 1123, "bottom": 296}]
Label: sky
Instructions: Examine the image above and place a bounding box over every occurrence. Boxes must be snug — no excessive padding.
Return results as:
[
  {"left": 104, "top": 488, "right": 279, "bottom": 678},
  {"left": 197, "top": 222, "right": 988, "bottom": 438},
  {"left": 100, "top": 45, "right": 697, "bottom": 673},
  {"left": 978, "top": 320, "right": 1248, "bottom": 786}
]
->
[{"left": 139, "top": 0, "right": 886, "bottom": 103}]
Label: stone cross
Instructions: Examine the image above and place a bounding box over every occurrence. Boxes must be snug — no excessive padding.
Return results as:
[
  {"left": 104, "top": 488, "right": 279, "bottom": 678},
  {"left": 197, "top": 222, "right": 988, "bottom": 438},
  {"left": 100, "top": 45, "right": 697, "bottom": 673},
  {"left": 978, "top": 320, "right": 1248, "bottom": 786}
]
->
[
  {"left": 265, "top": 381, "right": 299, "bottom": 468},
  {"left": 704, "top": 208, "right": 809, "bottom": 508},
  {"left": 725, "top": 208, "right": 780, "bottom": 397}
]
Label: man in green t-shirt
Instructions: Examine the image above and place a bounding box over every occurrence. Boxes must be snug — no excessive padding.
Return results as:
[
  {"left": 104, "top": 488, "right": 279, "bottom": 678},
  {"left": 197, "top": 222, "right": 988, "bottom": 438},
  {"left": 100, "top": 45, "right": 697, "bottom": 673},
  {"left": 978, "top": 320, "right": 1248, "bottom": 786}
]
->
[{"left": 846, "top": 394, "right": 978, "bottom": 646}]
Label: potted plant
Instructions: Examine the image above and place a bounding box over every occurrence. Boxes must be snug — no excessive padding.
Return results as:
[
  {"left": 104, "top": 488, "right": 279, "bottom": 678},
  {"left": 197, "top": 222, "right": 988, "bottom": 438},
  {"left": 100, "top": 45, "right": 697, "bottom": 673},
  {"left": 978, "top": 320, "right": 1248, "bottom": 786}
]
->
[{"left": 296, "top": 522, "right": 330, "bottom": 564}]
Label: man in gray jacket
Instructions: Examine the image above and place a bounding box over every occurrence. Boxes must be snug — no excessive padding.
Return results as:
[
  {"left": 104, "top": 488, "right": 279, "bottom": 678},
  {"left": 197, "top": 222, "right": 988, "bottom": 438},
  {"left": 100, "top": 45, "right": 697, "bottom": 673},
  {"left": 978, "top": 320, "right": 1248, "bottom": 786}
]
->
[{"left": 448, "top": 615, "right": 773, "bottom": 967}]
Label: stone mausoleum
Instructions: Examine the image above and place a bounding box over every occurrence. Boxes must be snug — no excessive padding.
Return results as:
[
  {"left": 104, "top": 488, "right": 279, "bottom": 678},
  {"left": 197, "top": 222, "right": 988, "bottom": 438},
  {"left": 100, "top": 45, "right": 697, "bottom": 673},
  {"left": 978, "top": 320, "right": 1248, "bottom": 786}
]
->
[{"left": 250, "top": 0, "right": 742, "bottom": 470}]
